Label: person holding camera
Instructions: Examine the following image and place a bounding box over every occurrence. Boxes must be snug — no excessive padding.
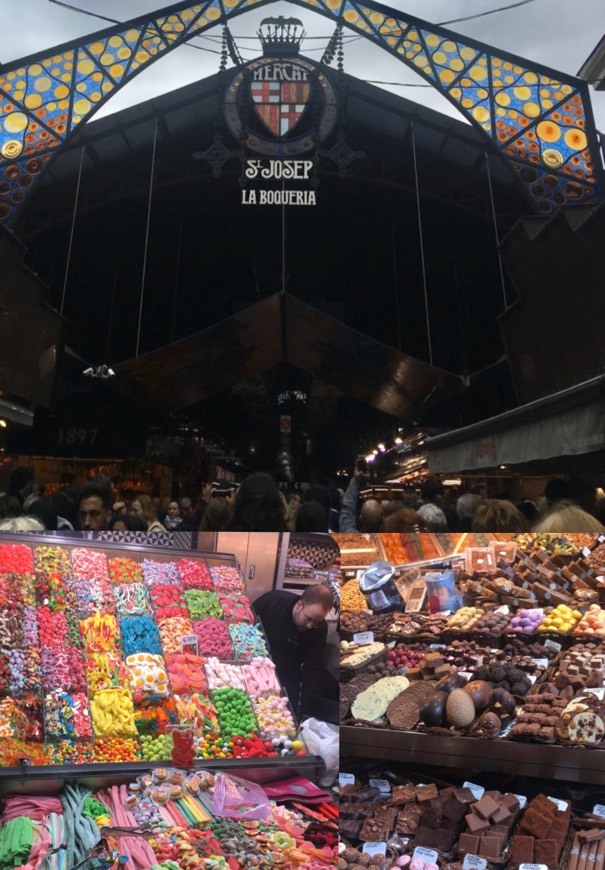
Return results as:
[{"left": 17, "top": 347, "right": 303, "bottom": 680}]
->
[{"left": 339, "top": 458, "right": 383, "bottom": 533}]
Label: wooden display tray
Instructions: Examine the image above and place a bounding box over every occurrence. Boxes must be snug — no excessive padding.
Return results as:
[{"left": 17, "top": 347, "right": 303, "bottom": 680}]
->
[{"left": 341, "top": 725, "right": 605, "bottom": 786}]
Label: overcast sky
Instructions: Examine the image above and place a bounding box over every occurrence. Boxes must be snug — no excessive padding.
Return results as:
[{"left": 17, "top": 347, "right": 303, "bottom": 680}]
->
[{"left": 2, "top": 0, "right": 605, "bottom": 133}]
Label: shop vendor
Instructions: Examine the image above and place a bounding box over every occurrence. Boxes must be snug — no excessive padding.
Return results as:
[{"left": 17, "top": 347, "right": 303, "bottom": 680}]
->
[{"left": 253, "top": 584, "right": 334, "bottom": 718}]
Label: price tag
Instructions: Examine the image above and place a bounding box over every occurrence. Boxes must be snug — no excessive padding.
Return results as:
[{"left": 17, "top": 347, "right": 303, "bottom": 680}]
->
[
  {"left": 598, "top": 535, "right": 605, "bottom": 544},
  {"left": 429, "top": 644, "right": 446, "bottom": 649},
  {"left": 583, "top": 546, "right": 592, "bottom": 558},
  {"left": 519, "top": 865, "right": 547, "bottom": 870},
  {"left": 338, "top": 842, "right": 346, "bottom": 855},
  {"left": 413, "top": 847, "right": 439, "bottom": 863},
  {"left": 532, "top": 658, "right": 549, "bottom": 668},
  {"left": 586, "top": 687, "right": 605, "bottom": 700},
  {"left": 544, "top": 639, "right": 562, "bottom": 653},
  {"left": 339, "top": 773, "right": 355, "bottom": 787},
  {"left": 369, "top": 779, "right": 391, "bottom": 795},
  {"left": 180, "top": 635, "right": 198, "bottom": 655},
  {"left": 353, "top": 632, "right": 374, "bottom": 645},
  {"left": 548, "top": 797, "right": 569, "bottom": 811},
  {"left": 459, "top": 672, "right": 473, "bottom": 680},
  {"left": 363, "top": 843, "right": 387, "bottom": 856},
  {"left": 463, "top": 781, "right": 485, "bottom": 800},
  {"left": 593, "top": 804, "right": 605, "bottom": 818},
  {"left": 463, "top": 856, "right": 487, "bottom": 870},
  {"left": 495, "top": 605, "right": 510, "bottom": 615},
  {"left": 514, "top": 794, "right": 528, "bottom": 809}
]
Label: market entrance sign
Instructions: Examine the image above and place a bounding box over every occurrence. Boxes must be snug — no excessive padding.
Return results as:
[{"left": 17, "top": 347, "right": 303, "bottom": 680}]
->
[{"left": 0, "top": 0, "right": 602, "bottom": 227}]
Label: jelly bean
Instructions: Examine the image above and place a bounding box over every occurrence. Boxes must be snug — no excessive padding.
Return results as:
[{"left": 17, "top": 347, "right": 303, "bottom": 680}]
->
[
  {"left": 192, "top": 619, "right": 232, "bottom": 660},
  {"left": 228, "top": 623, "right": 268, "bottom": 660}
]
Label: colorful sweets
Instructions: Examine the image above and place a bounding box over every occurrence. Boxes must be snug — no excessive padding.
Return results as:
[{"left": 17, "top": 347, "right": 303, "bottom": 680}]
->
[
  {"left": 141, "top": 560, "right": 179, "bottom": 587},
  {"left": 80, "top": 613, "right": 120, "bottom": 654},
  {"left": 115, "top": 582, "right": 151, "bottom": 616},
  {"left": 217, "top": 591, "right": 255, "bottom": 624},
  {"left": 126, "top": 653, "right": 170, "bottom": 697},
  {"left": 210, "top": 566, "right": 244, "bottom": 592},
  {"left": 184, "top": 590, "right": 222, "bottom": 621},
  {"left": 158, "top": 617, "right": 194, "bottom": 656},
  {"left": 165, "top": 653, "right": 208, "bottom": 696},
  {"left": 44, "top": 690, "right": 92, "bottom": 739},
  {"left": 252, "top": 695, "right": 296, "bottom": 740},
  {"left": 86, "top": 652, "right": 129, "bottom": 695},
  {"left": 177, "top": 559, "right": 213, "bottom": 590},
  {"left": 242, "top": 658, "right": 281, "bottom": 697},
  {"left": 0, "top": 543, "right": 34, "bottom": 575},
  {"left": 89, "top": 687, "right": 137, "bottom": 738},
  {"left": 120, "top": 615, "right": 163, "bottom": 657},
  {"left": 212, "top": 688, "right": 258, "bottom": 738},
  {"left": 109, "top": 557, "right": 143, "bottom": 585},
  {"left": 192, "top": 618, "right": 232, "bottom": 659},
  {"left": 151, "top": 584, "right": 189, "bottom": 621},
  {"left": 229, "top": 623, "right": 268, "bottom": 660}
]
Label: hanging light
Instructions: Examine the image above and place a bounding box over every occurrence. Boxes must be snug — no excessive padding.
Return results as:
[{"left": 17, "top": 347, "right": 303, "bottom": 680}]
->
[
  {"left": 378, "top": 443, "right": 386, "bottom": 452},
  {"left": 394, "top": 437, "right": 403, "bottom": 445}
]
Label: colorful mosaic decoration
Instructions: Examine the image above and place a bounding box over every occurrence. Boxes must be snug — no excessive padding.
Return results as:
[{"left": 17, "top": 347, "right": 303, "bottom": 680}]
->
[{"left": 0, "top": 0, "right": 602, "bottom": 226}]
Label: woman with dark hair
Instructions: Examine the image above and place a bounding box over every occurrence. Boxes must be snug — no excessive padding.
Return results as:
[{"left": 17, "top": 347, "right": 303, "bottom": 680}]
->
[
  {"left": 110, "top": 514, "right": 148, "bottom": 532},
  {"left": 226, "top": 472, "right": 287, "bottom": 532}
]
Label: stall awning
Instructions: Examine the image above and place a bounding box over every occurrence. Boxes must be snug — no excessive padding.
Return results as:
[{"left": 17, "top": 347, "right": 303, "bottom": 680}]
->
[{"left": 426, "top": 376, "right": 605, "bottom": 473}]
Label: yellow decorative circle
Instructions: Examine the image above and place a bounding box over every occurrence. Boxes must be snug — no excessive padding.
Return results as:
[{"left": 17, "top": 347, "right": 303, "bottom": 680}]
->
[
  {"left": 4, "top": 112, "right": 28, "bottom": 134},
  {"left": 13, "top": 91, "right": 25, "bottom": 102},
  {"left": 29, "top": 64, "right": 43, "bottom": 77},
  {"left": 343, "top": 9, "right": 359, "bottom": 22},
  {"left": 513, "top": 66, "right": 523, "bottom": 75},
  {"left": 78, "top": 59, "right": 95, "bottom": 76},
  {"left": 58, "top": 99, "right": 69, "bottom": 110},
  {"left": 34, "top": 76, "right": 52, "bottom": 93},
  {"left": 536, "top": 120, "right": 561, "bottom": 143},
  {"left": 89, "top": 42, "right": 105, "bottom": 56},
  {"left": 461, "top": 97, "right": 473, "bottom": 109},
  {"left": 110, "top": 64, "right": 125, "bottom": 79},
  {"left": 513, "top": 86, "right": 531, "bottom": 100},
  {"left": 387, "top": 37, "right": 396, "bottom": 46},
  {"left": 450, "top": 59, "right": 464, "bottom": 72},
  {"left": 206, "top": 7, "right": 221, "bottom": 19},
  {"left": 54, "top": 85, "right": 69, "bottom": 100},
  {"left": 564, "top": 128, "right": 587, "bottom": 151},
  {"left": 472, "top": 106, "right": 490, "bottom": 123},
  {"left": 524, "top": 72, "right": 538, "bottom": 85},
  {"left": 439, "top": 69, "right": 455, "bottom": 84},
  {"left": 76, "top": 83, "right": 87, "bottom": 93},
  {"left": 460, "top": 47, "right": 475, "bottom": 61},
  {"left": 426, "top": 34, "right": 440, "bottom": 48},
  {"left": 117, "top": 47, "right": 132, "bottom": 60},
  {"left": 495, "top": 107, "right": 506, "bottom": 118},
  {"left": 542, "top": 99, "right": 553, "bottom": 110},
  {"left": 24, "top": 94, "right": 43, "bottom": 110},
  {"left": 554, "top": 90, "right": 563, "bottom": 101},
  {"left": 523, "top": 101, "right": 541, "bottom": 119},
  {"left": 74, "top": 98, "right": 92, "bottom": 115},
  {"left": 90, "top": 92, "right": 102, "bottom": 103},
  {"left": 47, "top": 102, "right": 57, "bottom": 112},
  {"left": 51, "top": 68, "right": 61, "bottom": 78},
  {"left": 505, "top": 75, "right": 515, "bottom": 85},
  {"left": 470, "top": 64, "right": 487, "bottom": 81},
  {"left": 450, "top": 87, "right": 462, "bottom": 99},
  {"left": 433, "top": 51, "right": 447, "bottom": 66},
  {"left": 413, "top": 55, "right": 427, "bottom": 68},
  {"left": 477, "top": 88, "right": 488, "bottom": 100},
  {"left": 495, "top": 92, "right": 511, "bottom": 107},
  {"left": 442, "top": 40, "right": 456, "bottom": 53},
  {"left": 542, "top": 149, "right": 563, "bottom": 169},
  {"left": 125, "top": 29, "right": 141, "bottom": 42},
  {"left": 136, "top": 51, "right": 150, "bottom": 63},
  {"left": 102, "top": 82, "right": 113, "bottom": 93},
  {"left": 562, "top": 84, "right": 573, "bottom": 95},
  {"left": 1, "top": 139, "right": 22, "bottom": 159},
  {"left": 100, "top": 52, "right": 115, "bottom": 67},
  {"left": 62, "top": 73, "right": 72, "bottom": 83},
  {"left": 109, "top": 36, "right": 123, "bottom": 48}
]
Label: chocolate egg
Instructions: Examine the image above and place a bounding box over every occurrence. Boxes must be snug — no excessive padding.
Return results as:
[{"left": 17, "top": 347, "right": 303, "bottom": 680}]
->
[
  {"left": 464, "top": 680, "right": 493, "bottom": 712},
  {"left": 420, "top": 691, "right": 448, "bottom": 727},
  {"left": 435, "top": 672, "right": 467, "bottom": 695},
  {"left": 446, "top": 688, "right": 476, "bottom": 728}
]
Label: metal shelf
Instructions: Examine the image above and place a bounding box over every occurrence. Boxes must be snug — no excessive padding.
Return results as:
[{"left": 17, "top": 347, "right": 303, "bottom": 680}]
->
[
  {"left": 0, "top": 755, "right": 323, "bottom": 796},
  {"left": 341, "top": 725, "right": 605, "bottom": 786}
]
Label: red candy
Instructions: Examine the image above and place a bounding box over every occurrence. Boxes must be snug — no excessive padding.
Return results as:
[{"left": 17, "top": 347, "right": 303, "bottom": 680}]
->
[
  {"left": 192, "top": 619, "right": 232, "bottom": 659},
  {"left": 0, "top": 544, "right": 34, "bottom": 575},
  {"left": 151, "top": 585, "right": 189, "bottom": 622},
  {"left": 177, "top": 559, "right": 213, "bottom": 590},
  {"left": 165, "top": 653, "right": 208, "bottom": 696},
  {"left": 37, "top": 608, "right": 69, "bottom": 651}
]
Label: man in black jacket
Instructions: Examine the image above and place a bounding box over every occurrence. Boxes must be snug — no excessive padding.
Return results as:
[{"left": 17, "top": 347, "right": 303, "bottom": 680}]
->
[{"left": 253, "top": 584, "right": 333, "bottom": 717}]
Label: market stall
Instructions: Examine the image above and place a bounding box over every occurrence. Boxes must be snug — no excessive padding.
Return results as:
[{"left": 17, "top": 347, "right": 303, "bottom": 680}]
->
[
  {"left": 0, "top": 535, "right": 324, "bottom": 780},
  {"left": 338, "top": 532, "right": 605, "bottom": 868}
]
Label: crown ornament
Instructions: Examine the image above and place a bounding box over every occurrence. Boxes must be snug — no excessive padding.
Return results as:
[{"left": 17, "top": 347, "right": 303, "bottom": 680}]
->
[{"left": 258, "top": 17, "right": 306, "bottom": 57}]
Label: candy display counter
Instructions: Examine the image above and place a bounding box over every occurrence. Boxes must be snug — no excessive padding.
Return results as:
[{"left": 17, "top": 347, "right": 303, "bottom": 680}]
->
[{"left": 0, "top": 534, "right": 322, "bottom": 789}]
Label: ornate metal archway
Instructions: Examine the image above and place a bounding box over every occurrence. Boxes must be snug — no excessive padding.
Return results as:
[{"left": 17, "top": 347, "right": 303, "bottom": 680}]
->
[{"left": 1, "top": 0, "right": 602, "bottom": 228}]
